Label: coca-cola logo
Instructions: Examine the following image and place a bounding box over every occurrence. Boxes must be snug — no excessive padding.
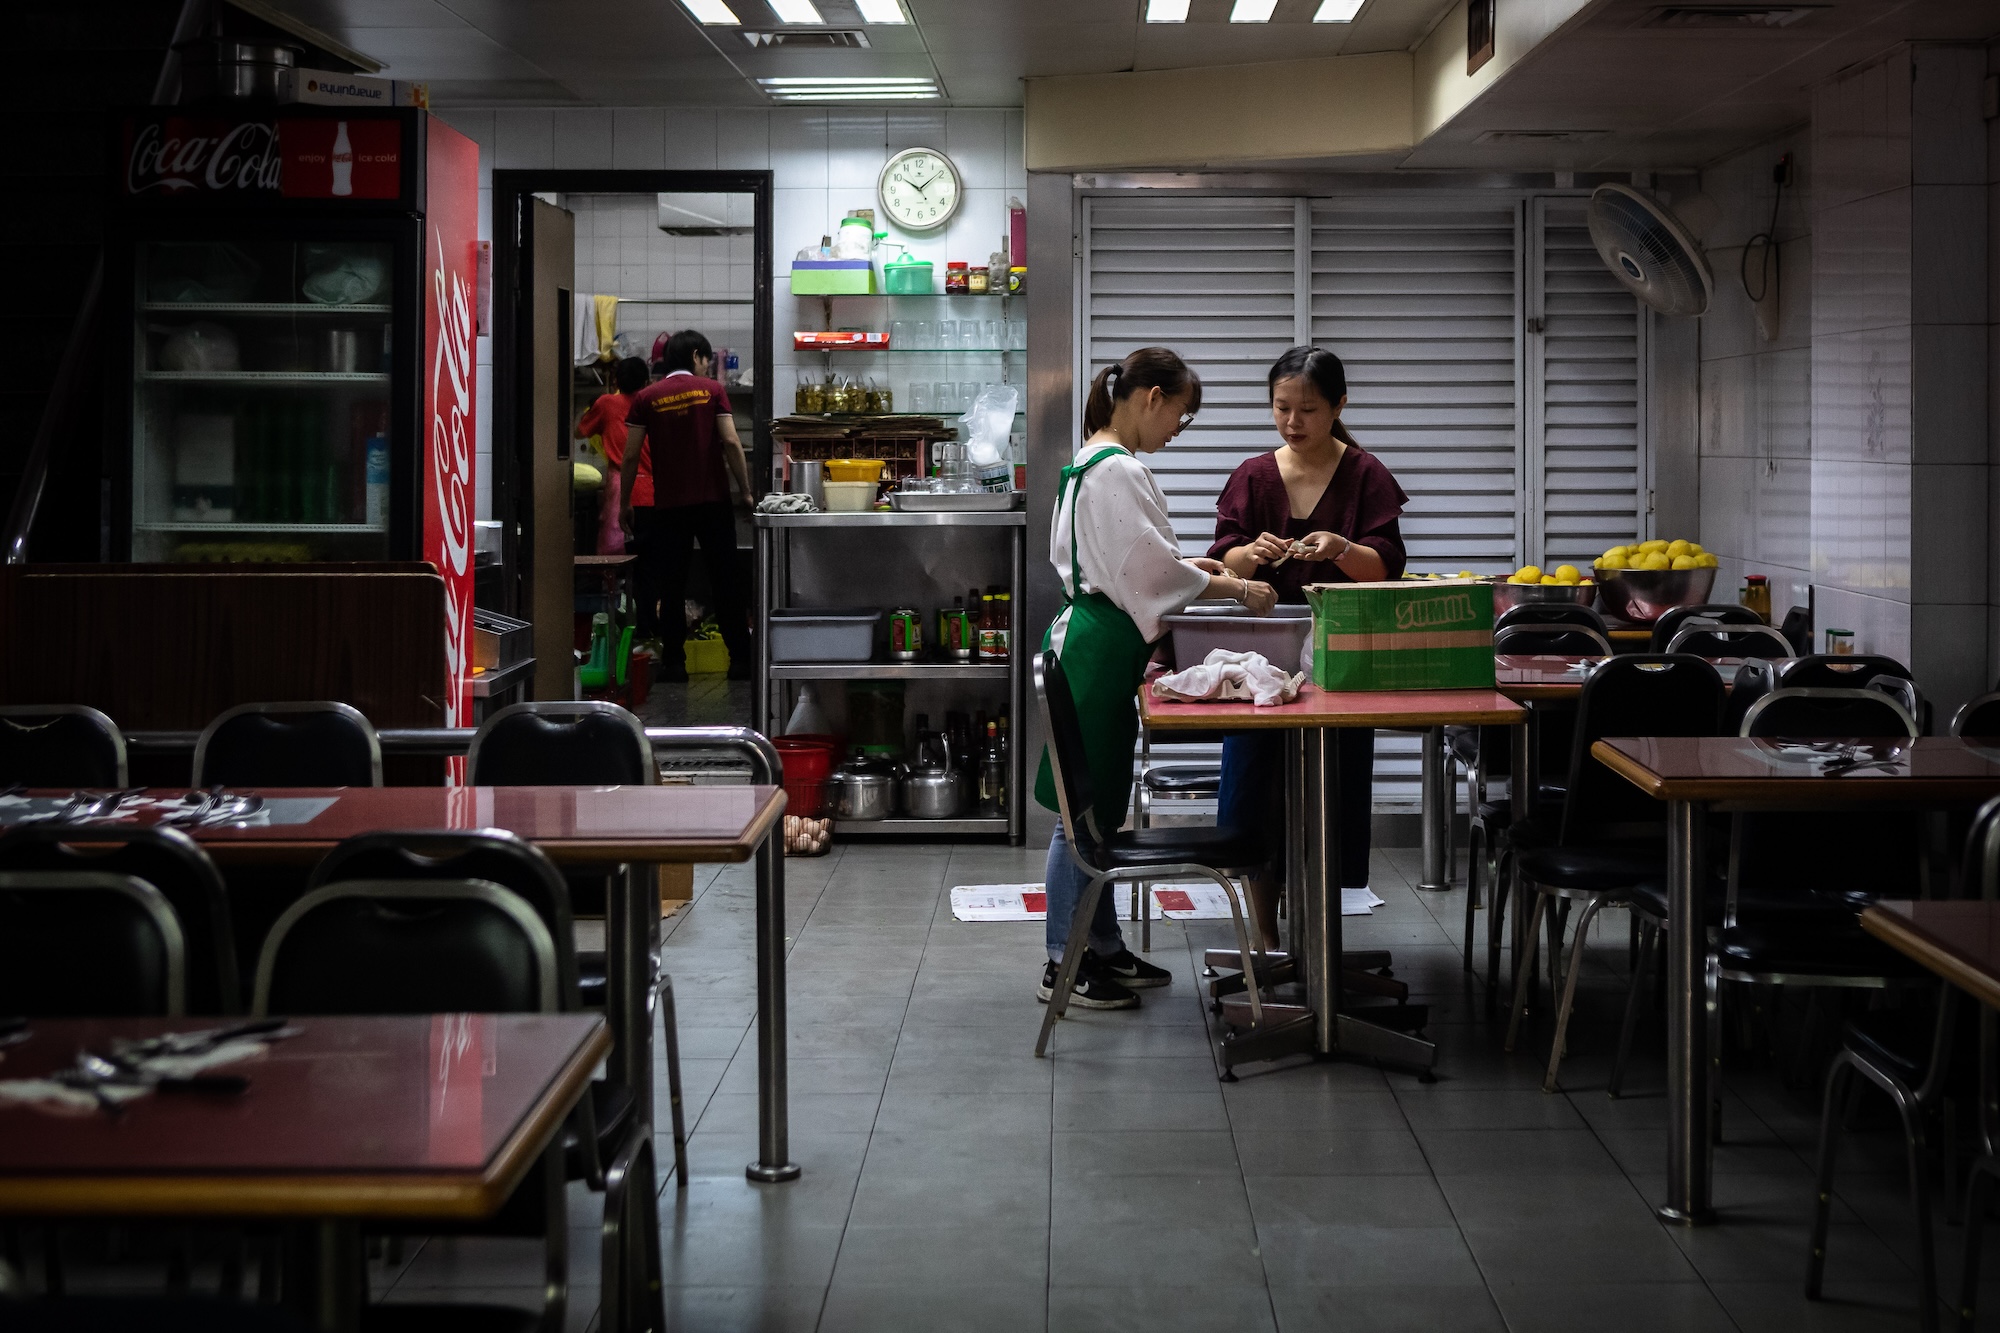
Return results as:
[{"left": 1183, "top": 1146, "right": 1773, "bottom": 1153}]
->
[
  {"left": 125, "top": 119, "right": 281, "bottom": 195},
  {"left": 430, "top": 226, "right": 475, "bottom": 731}
]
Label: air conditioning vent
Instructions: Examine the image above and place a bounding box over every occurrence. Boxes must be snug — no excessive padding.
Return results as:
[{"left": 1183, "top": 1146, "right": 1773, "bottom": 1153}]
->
[
  {"left": 740, "top": 28, "right": 870, "bottom": 47},
  {"left": 1475, "top": 130, "right": 1610, "bottom": 144},
  {"left": 1639, "top": 5, "right": 1826, "bottom": 27}
]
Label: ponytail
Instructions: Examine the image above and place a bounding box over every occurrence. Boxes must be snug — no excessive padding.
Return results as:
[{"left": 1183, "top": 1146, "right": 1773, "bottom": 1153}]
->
[
  {"left": 1084, "top": 346, "right": 1202, "bottom": 436},
  {"left": 1268, "top": 345, "right": 1358, "bottom": 446}
]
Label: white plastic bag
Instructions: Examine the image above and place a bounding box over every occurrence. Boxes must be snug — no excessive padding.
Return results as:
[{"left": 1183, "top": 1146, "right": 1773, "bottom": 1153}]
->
[{"left": 961, "top": 383, "right": 1019, "bottom": 470}]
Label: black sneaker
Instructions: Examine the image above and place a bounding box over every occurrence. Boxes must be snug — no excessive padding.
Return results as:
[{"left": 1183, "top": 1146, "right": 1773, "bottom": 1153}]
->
[
  {"left": 1037, "top": 958, "right": 1139, "bottom": 1009},
  {"left": 1095, "top": 947, "right": 1174, "bottom": 989}
]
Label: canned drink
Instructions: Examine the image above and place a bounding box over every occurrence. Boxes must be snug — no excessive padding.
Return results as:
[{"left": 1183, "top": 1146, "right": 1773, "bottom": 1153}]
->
[
  {"left": 940, "top": 605, "right": 975, "bottom": 659},
  {"left": 890, "top": 607, "right": 922, "bottom": 660}
]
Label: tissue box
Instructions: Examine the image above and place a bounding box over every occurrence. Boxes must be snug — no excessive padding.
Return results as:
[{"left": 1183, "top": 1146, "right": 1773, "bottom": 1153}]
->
[
  {"left": 789, "top": 260, "right": 874, "bottom": 295},
  {"left": 1306, "top": 578, "right": 1494, "bottom": 692}
]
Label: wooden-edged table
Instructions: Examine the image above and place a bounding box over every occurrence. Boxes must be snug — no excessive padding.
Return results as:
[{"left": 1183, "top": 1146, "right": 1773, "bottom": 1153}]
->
[
  {"left": 0, "top": 1014, "right": 607, "bottom": 1331},
  {"left": 1140, "top": 684, "right": 1525, "bottom": 1077},
  {"left": 1863, "top": 899, "right": 2000, "bottom": 1011},
  {"left": 2, "top": 782, "right": 794, "bottom": 1188},
  {"left": 1592, "top": 736, "right": 2000, "bottom": 1226}
]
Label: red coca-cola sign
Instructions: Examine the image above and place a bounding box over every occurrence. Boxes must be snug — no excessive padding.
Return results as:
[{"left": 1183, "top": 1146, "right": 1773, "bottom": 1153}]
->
[{"left": 124, "top": 117, "right": 281, "bottom": 195}]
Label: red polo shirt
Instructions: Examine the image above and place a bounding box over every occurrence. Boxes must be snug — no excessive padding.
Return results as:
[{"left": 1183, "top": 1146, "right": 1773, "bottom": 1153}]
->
[{"left": 625, "top": 371, "right": 733, "bottom": 509}]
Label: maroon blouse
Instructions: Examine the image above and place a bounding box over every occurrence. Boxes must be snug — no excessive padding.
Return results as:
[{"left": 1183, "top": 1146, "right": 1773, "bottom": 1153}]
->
[{"left": 1208, "top": 445, "right": 1410, "bottom": 603}]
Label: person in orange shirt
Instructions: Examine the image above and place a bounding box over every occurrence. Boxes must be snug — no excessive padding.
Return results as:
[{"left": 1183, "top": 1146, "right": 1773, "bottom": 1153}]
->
[{"left": 575, "top": 357, "right": 651, "bottom": 555}]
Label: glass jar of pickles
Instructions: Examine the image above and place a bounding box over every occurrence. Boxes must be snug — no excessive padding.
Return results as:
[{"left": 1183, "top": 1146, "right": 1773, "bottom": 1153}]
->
[{"left": 796, "top": 378, "right": 825, "bottom": 414}]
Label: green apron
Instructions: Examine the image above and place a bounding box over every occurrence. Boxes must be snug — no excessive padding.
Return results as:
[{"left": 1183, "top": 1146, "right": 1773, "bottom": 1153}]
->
[{"left": 1034, "top": 445, "right": 1161, "bottom": 839}]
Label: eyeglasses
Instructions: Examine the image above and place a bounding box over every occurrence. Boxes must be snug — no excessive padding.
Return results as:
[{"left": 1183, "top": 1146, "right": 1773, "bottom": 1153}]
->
[{"left": 1177, "top": 412, "right": 1198, "bottom": 431}]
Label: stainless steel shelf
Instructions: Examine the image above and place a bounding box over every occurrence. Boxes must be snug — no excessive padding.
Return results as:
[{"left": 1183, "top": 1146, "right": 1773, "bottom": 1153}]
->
[
  {"left": 835, "top": 817, "right": 1009, "bottom": 836},
  {"left": 470, "top": 656, "right": 536, "bottom": 697},
  {"left": 141, "top": 303, "right": 392, "bottom": 316},
  {"left": 755, "top": 510, "right": 1025, "bottom": 528},
  {"left": 769, "top": 662, "right": 1008, "bottom": 680},
  {"left": 139, "top": 371, "right": 390, "bottom": 384}
]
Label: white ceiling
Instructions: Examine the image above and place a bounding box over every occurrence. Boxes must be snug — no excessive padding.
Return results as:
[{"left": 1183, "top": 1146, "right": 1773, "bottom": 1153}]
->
[{"left": 257, "top": 0, "right": 1462, "bottom": 108}]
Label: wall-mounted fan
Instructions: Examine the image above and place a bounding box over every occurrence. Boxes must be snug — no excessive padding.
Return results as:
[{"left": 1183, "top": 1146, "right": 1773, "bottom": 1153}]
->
[{"left": 1586, "top": 183, "right": 1713, "bottom": 317}]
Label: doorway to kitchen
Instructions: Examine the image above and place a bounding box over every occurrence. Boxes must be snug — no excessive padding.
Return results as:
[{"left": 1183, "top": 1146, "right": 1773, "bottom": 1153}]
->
[{"left": 492, "top": 169, "right": 773, "bottom": 729}]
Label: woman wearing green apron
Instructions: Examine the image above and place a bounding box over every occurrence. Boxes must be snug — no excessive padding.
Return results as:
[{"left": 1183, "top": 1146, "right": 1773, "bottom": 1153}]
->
[{"left": 1035, "top": 347, "right": 1277, "bottom": 1010}]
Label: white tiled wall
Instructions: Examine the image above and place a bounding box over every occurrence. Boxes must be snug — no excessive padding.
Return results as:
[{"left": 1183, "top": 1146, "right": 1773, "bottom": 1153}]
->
[
  {"left": 568, "top": 193, "right": 757, "bottom": 375},
  {"left": 433, "top": 106, "right": 1027, "bottom": 513}
]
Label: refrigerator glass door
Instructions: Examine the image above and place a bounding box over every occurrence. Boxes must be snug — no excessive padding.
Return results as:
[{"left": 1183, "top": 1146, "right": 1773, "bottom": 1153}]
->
[{"left": 132, "top": 237, "right": 395, "bottom": 562}]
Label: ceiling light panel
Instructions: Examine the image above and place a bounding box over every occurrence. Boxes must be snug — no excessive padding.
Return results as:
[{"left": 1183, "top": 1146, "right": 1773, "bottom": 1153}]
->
[
  {"left": 756, "top": 76, "right": 940, "bottom": 101},
  {"left": 1229, "top": 0, "right": 1278, "bottom": 19},
  {"left": 768, "top": 0, "right": 823, "bottom": 21},
  {"left": 679, "top": 0, "right": 741, "bottom": 23},
  {"left": 1313, "top": 0, "right": 1364, "bottom": 19},
  {"left": 1145, "top": 0, "right": 1190, "bottom": 21},
  {"left": 853, "top": 0, "right": 906, "bottom": 20}
]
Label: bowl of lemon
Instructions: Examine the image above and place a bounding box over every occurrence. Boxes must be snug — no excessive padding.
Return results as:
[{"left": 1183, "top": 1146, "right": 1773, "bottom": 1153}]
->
[
  {"left": 1592, "top": 539, "right": 1719, "bottom": 623},
  {"left": 1490, "top": 562, "right": 1596, "bottom": 616}
]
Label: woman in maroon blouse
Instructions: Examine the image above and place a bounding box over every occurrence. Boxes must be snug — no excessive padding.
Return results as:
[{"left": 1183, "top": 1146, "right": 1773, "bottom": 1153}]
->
[{"left": 1210, "top": 347, "right": 1410, "bottom": 942}]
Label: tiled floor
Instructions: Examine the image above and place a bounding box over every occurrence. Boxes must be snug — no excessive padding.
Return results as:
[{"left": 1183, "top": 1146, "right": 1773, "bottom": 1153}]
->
[{"left": 366, "top": 838, "right": 1993, "bottom": 1331}]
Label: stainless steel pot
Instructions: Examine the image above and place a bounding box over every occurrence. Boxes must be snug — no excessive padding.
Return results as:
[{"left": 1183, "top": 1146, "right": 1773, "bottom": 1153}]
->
[
  {"left": 900, "top": 768, "right": 964, "bottom": 819},
  {"left": 827, "top": 764, "right": 896, "bottom": 820}
]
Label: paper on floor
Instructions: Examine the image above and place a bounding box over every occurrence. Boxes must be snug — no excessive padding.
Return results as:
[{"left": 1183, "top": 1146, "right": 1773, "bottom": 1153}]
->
[{"left": 949, "top": 883, "right": 1383, "bottom": 922}]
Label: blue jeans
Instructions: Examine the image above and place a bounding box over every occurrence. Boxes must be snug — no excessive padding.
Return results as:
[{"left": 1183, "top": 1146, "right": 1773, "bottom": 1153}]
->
[
  {"left": 1044, "top": 822, "right": 1123, "bottom": 964},
  {"left": 1217, "top": 728, "right": 1375, "bottom": 888}
]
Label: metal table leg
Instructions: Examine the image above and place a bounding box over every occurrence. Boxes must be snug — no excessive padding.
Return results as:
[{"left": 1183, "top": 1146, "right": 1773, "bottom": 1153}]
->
[
  {"left": 608, "top": 866, "right": 656, "bottom": 1134},
  {"left": 1417, "top": 725, "right": 1450, "bottom": 892},
  {"left": 1660, "top": 797, "right": 1713, "bottom": 1224}
]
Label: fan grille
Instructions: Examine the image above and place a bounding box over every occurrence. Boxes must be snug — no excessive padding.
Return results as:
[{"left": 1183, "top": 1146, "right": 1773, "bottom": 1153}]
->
[{"left": 1587, "top": 185, "right": 1712, "bottom": 317}]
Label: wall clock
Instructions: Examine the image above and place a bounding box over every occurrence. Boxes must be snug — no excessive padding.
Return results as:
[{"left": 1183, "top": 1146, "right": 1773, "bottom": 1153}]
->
[{"left": 878, "top": 147, "right": 961, "bottom": 232}]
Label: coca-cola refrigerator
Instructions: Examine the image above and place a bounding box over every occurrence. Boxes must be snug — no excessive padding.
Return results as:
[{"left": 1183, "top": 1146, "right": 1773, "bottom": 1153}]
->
[{"left": 106, "top": 105, "right": 480, "bottom": 727}]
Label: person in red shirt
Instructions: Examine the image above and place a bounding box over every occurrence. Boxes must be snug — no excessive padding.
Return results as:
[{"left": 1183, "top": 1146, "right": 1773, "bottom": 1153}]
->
[
  {"left": 620, "top": 330, "right": 753, "bottom": 680},
  {"left": 576, "top": 357, "right": 650, "bottom": 555}
]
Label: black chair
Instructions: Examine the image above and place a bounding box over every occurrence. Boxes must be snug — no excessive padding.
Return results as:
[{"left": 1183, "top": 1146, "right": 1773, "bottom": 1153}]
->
[
  {"left": 1780, "top": 652, "right": 1913, "bottom": 692},
  {"left": 0, "top": 825, "right": 239, "bottom": 1015},
  {"left": 0, "top": 1297, "right": 310, "bottom": 1332},
  {"left": 467, "top": 701, "right": 655, "bottom": 786},
  {"left": 193, "top": 703, "right": 382, "bottom": 788},
  {"left": 1663, "top": 621, "right": 1795, "bottom": 660},
  {"left": 1493, "top": 622, "right": 1614, "bottom": 657},
  {"left": 0, "top": 871, "right": 187, "bottom": 1016},
  {"left": 253, "top": 879, "right": 589, "bottom": 1333},
  {"left": 1494, "top": 603, "right": 1610, "bottom": 636},
  {"left": 0, "top": 706, "right": 127, "bottom": 788},
  {"left": 1649, "top": 603, "right": 1762, "bottom": 653},
  {"left": 1033, "top": 649, "right": 1266, "bottom": 1060},
  {"left": 1504, "top": 655, "right": 1725, "bottom": 1091},
  {"left": 1951, "top": 691, "right": 2000, "bottom": 739},
  {"left": 1132, "top": 725, "right": 1230, "bottom": 954}
]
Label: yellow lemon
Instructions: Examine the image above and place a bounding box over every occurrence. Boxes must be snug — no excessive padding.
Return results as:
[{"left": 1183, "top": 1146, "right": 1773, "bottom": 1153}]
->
[
  {"left": 1599, "top": 554, "right": 1629, "bottom": 570},
  {"left": 1602, "top": 545, "right": 1629, "bottom": 561},
  {"left": 1539, "top": 575, "right": 1562, "bottom": 585},
  {"left": 1697, "top": 552, "right": 1720, "bottom": 568},
  {"left": 1665, "top": 539, "right": 1691, "bottom": 558},
  {"left": 1514, "top": 565, "right": 1542, "bottom": 583},
  {"left": 1580, "top": 577, "right": 1595, "bottom": 585},
  {"left": 1638, "top": 539, "right": 1669, "bottom": 554},
  {"left": 1554, "top": 565, "right": 1581, "bottom": 583},
  {"left": 1648, "top": 552, "right": 1674, "bottom": 570},
  {"left": 1686, "top": 542, "right": 1705, "bottom": 556},
  {"left": 1670, "top": 554, "right": 1698, "bottom": 570}
]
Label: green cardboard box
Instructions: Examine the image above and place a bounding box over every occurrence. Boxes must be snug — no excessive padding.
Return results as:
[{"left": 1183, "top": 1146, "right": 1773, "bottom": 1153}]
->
[
  {"left": 788, "top": 260, "right": 875, "bottom": 295},
  {"left": 1306, "top": 579, "right": 1495, "bottom": 691}
]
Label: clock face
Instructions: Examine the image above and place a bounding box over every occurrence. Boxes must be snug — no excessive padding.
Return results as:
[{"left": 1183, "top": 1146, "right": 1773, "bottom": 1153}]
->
[{"left": 879, "top": 148, "right": 960, "bottom": 232}]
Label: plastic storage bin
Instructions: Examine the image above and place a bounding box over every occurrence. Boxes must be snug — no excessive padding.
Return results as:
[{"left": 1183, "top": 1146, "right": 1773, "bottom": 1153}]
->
[
  {"left": 1161, "top": 603, "right": 1313, "bottom": 673},
  {"left": 822, "top": 481, "right": 877, "bottom": 512},
  {"left": 770, "top": 608, "right": 882, "bottom": 663}
]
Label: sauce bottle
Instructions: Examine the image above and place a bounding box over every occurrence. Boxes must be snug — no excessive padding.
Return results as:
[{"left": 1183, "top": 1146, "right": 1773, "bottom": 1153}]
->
[{"left": 1739, "top": 574, "right": 1772, "bottom": 624}]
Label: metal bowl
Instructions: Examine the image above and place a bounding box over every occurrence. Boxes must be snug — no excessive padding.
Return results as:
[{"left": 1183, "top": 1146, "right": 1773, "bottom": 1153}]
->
[
  {"left": 1592, "top": 566, "right": 1718, "bottom": 624},
  {"left": 1487, "top": 577, "right": 1598, "bottom": 619}
]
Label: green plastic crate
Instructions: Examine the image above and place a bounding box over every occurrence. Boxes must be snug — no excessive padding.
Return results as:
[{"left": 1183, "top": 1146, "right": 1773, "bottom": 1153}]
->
[
  {"left": 789, "top": 260, "right": 874, "bottom": 295},
  {"left": 1306, "top": 579, "right": 1495, "bottom": 692}
]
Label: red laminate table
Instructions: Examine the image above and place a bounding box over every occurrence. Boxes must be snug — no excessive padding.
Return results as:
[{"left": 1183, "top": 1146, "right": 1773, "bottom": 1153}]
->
[
  {"left": 0, "top": 1014, "right": 607, "bottom": 1331},
  {"left": 1592, "top": 737, "right": 2000, "bottom": 1228},
  {"left": 1139, "top": 684, "right": 1524, "bottom": 1076}
]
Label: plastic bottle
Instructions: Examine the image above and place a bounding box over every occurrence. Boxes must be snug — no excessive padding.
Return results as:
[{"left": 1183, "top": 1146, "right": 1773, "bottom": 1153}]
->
[{"left": 364, "top": 434, "right": 390, "bottom": 527}]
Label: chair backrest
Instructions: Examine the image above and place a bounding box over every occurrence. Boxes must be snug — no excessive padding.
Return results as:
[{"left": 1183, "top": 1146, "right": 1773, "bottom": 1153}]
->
[
  {"left": 0, "top": 825, "right": 239, "bottom": 1014},
  {"left": 1951, "top": 691, "right": 2000, "bottom": 739},
  {"left": 254, "top": 879, "right": 558, "bottom": 1017},
  {"left": 1559, "top": 655, "right": 1725, "bottom": 841},
  {"left": 0, "top": 706, "right": 127, "bottom": 787},
  {"left": 1741, "top": 687, "right": 1919, "bottom": 740},
  {"left": 1723, "top": 659, "right": 1783, "bottom": 737},
  {"left": 1494, "top": 603, "right": 1609, "bottom": 635},
  {"left": 1964, "top": 795, "right": 2000, "bottom": 900},
  {"left": 467, "top": 702, "right": 655, "bottom": 786},
  {"left": 1034, "top": 648, "right": 1106, "bottom": 858},
  {"left": 1777, "top": 653, "right": 1911, "bottom": 691},
  {"left": 1493, "top": 623, "right": 1614, "bottom": 657},
  {"left": 1649, "top": 604, "right": 1762, "bottom": 652},
  {"left": 1866, "top": 676, "right": 1924, "bottom": 732},
  {"left": 1663, "top": 622, "right": 1794, "bottom": 660},
  {"left": 0, "top": 871, "right": 186, "bottom": 1016},
  {"left": 308, "top": 830, "right": 578, "bottom": 1008},
  {"left": 194, "top": 703, "right": 382, "bottom": 788}
]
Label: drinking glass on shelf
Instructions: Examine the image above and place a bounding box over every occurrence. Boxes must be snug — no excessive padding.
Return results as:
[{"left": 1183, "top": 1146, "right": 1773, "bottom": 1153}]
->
[
  {"left": 891, "top": 320, "right": 911, "bottom": 349},
  {"left": 934, "top": 320, "right": 956, "bottom": 349},
  {"left": 983, "top": 319, "right": 1002, "bottom": 349},
  {"left": 1008, "top": 319, "right": 1027, "bottom": 350},
  {"left": 958, "top": 322, "right": 979, "bottom": 350},
  {"left": 913, "top": 321, "right": 933, "bottom": 350},
  {"left": 910, "top": 382, "right": 930, "bottom": 413},
  {"left": 959, "top": 381, "right": 979, "bottom": 409},
  {"left": 935, "top": 381, "right": 957, "bottom": 414}
]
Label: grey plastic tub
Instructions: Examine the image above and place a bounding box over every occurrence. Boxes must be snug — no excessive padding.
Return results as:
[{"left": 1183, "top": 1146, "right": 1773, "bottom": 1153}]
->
[
  {"left": 769, "top": 608, "right": 882, "bottom": 663},
  {"left": 1162, "top": 603, "right": 1313, "bottom": 673}
]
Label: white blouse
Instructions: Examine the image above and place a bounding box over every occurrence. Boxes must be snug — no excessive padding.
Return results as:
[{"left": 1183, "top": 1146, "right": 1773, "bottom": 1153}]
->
[{"left": 1050, "top": 441, "right": 1211, "bottom": 650}]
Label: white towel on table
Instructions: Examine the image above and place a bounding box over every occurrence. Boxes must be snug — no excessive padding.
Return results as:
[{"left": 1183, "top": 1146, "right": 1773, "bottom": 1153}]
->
[{"left": 1151, "top": 649, "right": 1304, "bottom": 707}]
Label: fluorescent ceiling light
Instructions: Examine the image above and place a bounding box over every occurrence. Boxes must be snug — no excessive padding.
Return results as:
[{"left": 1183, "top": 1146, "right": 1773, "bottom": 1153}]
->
[
  {"left": 756, "top": 76, "right": 941, "bottom": 101},
  {"left": 768, "top": 0, "right": 822, "bottom": 21},
  {"left": 1145, "top": 0, "right": 1190, "bottom": 21},
  {"left": 760, "top": 76, "right": 934, "bottom": 84},
  {"left": 854, "top": 0, "right": 907, "bottom": 20},
  {"left": 1313, "top": 0, "right": 1364, "bottom": 18},
  {"left": 1229, "top": 0, "right": 1277, "bottom": 18},
  {"left": 679, "top": 0, "right": 740, "bottom": 22}
]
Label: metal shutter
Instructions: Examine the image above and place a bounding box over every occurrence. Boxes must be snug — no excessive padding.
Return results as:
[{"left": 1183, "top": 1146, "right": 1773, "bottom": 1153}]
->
[{"left": 1530, "top": 198, "right": 1647, "bottom": 568}]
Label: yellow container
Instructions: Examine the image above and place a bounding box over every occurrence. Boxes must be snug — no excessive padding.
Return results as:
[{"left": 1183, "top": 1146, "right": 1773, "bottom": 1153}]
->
[
  {"left": 824, "top": 458, "right": 885, "bottom": 483},
  {"left": 823, "top": 480, "right": 879, "bottom": 512}
]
